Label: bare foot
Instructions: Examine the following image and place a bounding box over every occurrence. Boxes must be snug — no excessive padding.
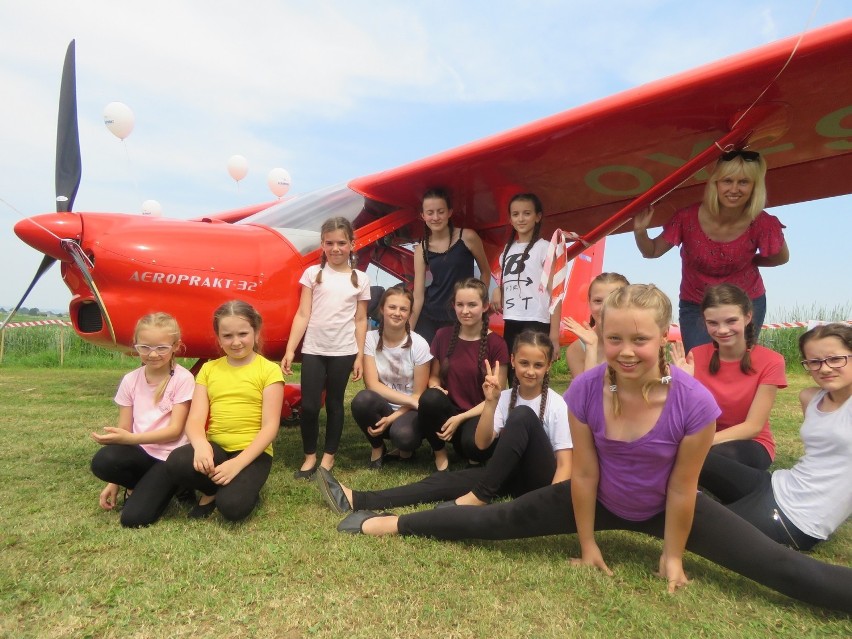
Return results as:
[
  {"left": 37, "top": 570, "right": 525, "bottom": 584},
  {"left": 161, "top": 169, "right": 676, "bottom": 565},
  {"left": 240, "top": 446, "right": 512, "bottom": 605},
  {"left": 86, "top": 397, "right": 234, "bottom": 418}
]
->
[
  {"left": 339, "top": 482, "right": 354, "bottom": 509},
  {"left": 320, "top": 453, "right": 335, "bottom": 471},
  {"left": 434, "top": 449, "right": 449, "bottom": 472},
  {"left": 300, "top": 454, "right": 317, "bottom": 472},
  {"left": 361, "top": 514, "right": 399, "bottom": 536},
  {"left": 454, "top": 492, "right": 487, "bottom": 506}
]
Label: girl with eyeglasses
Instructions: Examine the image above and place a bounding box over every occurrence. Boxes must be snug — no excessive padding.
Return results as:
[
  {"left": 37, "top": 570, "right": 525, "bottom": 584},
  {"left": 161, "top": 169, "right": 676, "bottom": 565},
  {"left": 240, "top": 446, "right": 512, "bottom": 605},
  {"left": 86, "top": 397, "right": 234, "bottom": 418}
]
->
[
  {"left": 671, "top": 284, "right": 786, "bottom": 470},
  {"left": 90, "top": 312, "right": 195, "bottom": 527},
  {"left": 633, "top": 150, "right": 789, "bottom": 352},
  {"left": 699, "top": 322, "right": 852, "bottom": 553}
]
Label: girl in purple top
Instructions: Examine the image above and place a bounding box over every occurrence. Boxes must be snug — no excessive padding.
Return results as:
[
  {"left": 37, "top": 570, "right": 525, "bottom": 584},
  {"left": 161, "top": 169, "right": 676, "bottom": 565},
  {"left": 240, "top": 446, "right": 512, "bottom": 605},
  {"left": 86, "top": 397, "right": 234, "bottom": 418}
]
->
[{"left": 335, "top": 285, "right": 852, "bottom": 613}]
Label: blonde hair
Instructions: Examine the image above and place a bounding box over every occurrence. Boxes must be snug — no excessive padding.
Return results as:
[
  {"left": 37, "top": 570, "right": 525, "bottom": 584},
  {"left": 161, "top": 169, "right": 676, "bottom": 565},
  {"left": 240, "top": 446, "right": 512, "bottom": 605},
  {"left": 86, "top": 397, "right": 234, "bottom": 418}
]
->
[
  {"left": 601, "top": 284, "right": 671, "bottom": 416},
  {"left": 134, "top": 312, "right": 181, "bottom": 402},
  {"left": 703, "top": 154, "right": 767, "bottom": 221}
]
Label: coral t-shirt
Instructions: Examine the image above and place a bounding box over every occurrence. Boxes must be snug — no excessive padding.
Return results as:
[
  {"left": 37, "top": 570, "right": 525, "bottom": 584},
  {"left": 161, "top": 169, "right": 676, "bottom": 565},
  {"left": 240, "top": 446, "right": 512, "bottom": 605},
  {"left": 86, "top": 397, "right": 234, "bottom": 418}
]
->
[{"left": 691, "top": 344, "right": 787, "bottom": 459}]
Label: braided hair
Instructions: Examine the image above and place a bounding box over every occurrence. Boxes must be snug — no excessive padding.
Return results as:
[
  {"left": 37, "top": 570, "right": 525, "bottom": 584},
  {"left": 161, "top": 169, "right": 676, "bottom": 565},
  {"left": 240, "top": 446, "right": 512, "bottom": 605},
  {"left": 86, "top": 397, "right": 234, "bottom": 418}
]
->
[
  {"left": 315, "top": 217, "right": 359, "bottom": 287},
  {"left": 507, "top": 329, "right": 554, "bottom": 423},
  {"left": 499, "top": 193, "right": 543, "bottom": 289},
  {"left": 601, "top": 284, "right": 672, "bottom": 417},
  {"left": 420, "top": 188, "right": 453, "bottom": 268},
  {"left": 701, "top": 284, "right": 756, "bottom": 375},
  {"left": 439, "top": 278, "right": 490, "bottom": 387},
  {"left": 375, "top": 285, "right": 414, "bottom": 352}
]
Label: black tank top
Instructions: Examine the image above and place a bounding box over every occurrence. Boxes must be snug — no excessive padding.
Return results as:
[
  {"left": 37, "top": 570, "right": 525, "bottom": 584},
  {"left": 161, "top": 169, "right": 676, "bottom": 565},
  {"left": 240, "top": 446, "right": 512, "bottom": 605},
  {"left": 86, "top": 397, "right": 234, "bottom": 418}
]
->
[{"left": 423, "top": 230, "right": 475, "bottom": 322}]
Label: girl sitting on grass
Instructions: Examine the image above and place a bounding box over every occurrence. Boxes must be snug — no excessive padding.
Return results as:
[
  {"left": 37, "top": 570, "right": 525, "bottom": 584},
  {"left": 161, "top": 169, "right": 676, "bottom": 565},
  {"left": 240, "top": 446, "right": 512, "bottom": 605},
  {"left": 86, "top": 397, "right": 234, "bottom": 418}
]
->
[
  {"left": 335, "top": 285, "right": 852, "bottom": 613},
  {"left": 316, "top": 331, "right": 571, "bottom": 513},
  {"left": 165, "top": 301, "right": 283, "bottom": 521},
  {"left": 90, "top": 312, "right": 195, "bottom": 527}
]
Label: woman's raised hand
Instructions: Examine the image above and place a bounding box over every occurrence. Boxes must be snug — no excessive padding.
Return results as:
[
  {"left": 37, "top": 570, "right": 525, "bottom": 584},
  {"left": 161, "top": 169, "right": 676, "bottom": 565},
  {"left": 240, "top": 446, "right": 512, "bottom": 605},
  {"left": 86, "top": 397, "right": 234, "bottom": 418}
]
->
[
  {"left": 669, "top": 341, "right": 694, "bottom": 376},
  {"left": 632, "top": 207, "right": 654, "bottom": 233},
  {"left": 482, "top": 360, "right": 501, "bottom": 402}
]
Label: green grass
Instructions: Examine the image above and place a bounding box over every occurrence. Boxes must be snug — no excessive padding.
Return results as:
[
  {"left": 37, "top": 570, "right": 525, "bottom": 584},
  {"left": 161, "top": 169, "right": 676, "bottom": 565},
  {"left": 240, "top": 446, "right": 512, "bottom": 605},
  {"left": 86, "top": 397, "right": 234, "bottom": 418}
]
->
[{"left": 0, "top": 367, "right": 849, "bottom": 639}]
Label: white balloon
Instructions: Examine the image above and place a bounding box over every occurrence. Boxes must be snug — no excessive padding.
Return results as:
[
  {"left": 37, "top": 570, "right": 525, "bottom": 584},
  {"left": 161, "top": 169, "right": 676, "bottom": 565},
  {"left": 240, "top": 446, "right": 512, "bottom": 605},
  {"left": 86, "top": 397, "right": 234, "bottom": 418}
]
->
[
  {"left": 227, "top": 154, "right": 249, "bottom": 182},
  {"left": 103, "top": 102, "right": 135, "bottom": 140},
  {"left": 267, "top": 168, "right": 291, "bottom": 197},
  {"left": 141, "top": 199, "right": 162, "bottom": 217}
]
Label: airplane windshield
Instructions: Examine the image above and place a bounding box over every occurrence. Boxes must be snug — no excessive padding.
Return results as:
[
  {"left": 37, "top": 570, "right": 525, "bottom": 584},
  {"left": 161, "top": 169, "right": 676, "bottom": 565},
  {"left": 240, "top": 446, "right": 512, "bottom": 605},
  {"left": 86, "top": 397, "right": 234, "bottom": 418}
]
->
[{"left": 240, "top": 183, "right": 398, "bottom": 255}]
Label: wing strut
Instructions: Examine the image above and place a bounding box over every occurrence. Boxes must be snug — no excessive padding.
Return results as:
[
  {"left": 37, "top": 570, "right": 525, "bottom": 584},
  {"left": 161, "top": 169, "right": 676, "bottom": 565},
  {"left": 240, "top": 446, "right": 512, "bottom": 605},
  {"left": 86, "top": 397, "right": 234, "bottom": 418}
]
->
[{"left": 562, "top": 120, "right": 764, "bottom": 262}]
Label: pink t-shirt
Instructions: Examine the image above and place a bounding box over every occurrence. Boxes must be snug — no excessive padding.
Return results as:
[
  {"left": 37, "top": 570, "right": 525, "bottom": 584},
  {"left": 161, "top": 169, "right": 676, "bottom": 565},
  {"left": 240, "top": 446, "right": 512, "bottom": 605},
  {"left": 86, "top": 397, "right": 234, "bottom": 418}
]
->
[
  {"left": 113, "top": 364, "right": 195, "bottom": 461},
  {"left": 662, "top": 204, "right": 786, "bottom": 303},
  {"left": 691, "top": 343, "right": 787, "bottom": 459},
  {"left": 299, "top": 264, "right": 371, "bottom": 356}
]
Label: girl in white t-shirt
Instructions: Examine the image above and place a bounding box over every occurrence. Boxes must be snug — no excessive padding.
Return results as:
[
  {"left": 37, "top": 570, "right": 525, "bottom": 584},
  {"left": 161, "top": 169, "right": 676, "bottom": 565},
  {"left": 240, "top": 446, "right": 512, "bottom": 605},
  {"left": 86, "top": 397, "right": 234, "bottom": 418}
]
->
[
  {"left": 491, "top": 193, "right": 561, "bottom": 379},
  {"left": 282, "top": 217, "right": 371, "bottom": 478},
  {"left": 351, "top": 285, "right": 432, "bottom": 468},
  {"left": 90, "top": 312, "right": 195, "bottom": 527}
]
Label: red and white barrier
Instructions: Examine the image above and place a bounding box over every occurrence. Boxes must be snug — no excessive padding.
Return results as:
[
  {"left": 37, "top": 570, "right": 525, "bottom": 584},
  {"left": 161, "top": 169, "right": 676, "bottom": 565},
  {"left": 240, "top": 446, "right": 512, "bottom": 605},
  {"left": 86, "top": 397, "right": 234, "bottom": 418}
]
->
[
  {"left": 670, "top": 320, "right": 851, "bottom": 331},
  {"left": 3, "top": 320, "right": 73, "bottom": 328}
]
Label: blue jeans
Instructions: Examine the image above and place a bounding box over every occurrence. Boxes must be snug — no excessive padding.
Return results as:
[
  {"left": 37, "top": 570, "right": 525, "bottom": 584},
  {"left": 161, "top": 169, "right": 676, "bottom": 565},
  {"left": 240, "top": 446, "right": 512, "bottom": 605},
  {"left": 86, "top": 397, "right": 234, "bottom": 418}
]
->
[{"left": 679, "top": 294, "right": 766, "bottom": 353}]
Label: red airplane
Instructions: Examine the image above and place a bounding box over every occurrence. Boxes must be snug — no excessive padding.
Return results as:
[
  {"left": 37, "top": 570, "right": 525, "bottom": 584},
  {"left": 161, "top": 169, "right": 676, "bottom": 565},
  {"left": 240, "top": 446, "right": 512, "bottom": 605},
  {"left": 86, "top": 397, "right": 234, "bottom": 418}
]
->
[{"left": 6, "top": 19, "right": 852, "bottom": 367}]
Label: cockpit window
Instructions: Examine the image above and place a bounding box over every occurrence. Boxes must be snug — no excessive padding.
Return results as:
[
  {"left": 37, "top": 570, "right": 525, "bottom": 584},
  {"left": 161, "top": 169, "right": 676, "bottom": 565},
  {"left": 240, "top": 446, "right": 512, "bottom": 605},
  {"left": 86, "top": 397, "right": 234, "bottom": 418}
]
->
[{"left": 238, "top": 183, "right": 398, "bottom": 255}]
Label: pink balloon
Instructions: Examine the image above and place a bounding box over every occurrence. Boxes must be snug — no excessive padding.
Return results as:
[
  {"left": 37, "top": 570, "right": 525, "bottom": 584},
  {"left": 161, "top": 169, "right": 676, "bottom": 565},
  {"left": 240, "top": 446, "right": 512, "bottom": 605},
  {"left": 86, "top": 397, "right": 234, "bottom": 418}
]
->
[
  {"left": 267, "top": 168, "right": 291, "bottom": 197},
  {"left": 227, "top": 155, "right": 248, "bottom": 182}
]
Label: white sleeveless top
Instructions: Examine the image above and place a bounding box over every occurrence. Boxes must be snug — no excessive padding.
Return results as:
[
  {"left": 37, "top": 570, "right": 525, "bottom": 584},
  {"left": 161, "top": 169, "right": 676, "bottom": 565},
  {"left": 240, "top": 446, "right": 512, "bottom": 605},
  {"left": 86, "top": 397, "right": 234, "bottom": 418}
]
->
[{"left": 772, "top": 390, "right": 852, "bottom": 540}]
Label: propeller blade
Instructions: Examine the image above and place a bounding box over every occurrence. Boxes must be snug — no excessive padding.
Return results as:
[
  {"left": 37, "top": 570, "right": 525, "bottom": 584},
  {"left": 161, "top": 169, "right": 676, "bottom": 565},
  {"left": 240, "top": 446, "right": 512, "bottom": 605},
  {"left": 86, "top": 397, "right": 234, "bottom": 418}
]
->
[
  {"left": 61, "top": 240, "right": 116, "bottom": 344},
  {"left": 0, "top": 255, "right": 57, "bottom": 331},
  {"left": 56, "top": 40, "right": 81, "bottom": 213}
]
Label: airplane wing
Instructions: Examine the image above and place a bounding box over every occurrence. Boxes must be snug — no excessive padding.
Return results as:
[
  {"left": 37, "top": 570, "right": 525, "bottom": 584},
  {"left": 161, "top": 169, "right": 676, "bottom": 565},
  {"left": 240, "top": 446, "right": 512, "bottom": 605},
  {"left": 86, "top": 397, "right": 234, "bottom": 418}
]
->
[{"left": 348, "top": 19, "right": 852, "bottom": 251}]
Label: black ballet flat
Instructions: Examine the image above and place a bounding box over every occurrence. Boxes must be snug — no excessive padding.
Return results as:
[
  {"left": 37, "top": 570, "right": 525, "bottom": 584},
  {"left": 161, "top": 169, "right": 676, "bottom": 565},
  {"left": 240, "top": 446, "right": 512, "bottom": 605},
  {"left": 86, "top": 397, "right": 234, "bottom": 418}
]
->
[
  {"left": 337, "top": 510, "right": 392, "bottom": 534},
  {"left": 316, "top": 467, "right": 352, "bottom": 514},
  {"left": 293, "top": 466, "right": 317, "bottom": 480},
  {"left": 188, "top": 499, "right": 216, "bottom": 519}
]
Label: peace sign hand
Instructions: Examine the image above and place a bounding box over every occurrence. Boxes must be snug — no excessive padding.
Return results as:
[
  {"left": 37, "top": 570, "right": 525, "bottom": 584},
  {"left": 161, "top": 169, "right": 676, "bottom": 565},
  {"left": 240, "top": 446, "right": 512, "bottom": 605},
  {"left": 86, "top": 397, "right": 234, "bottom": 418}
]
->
[{"left": 482, "top": 360, "right": 501, "bottom": 403}]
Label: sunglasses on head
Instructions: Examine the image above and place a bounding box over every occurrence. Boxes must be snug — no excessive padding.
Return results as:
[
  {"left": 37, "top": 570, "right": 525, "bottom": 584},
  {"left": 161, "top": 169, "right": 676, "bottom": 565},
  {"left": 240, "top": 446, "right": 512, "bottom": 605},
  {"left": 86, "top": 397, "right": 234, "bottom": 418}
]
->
[{"left": 720, "top": 150, "right": 760, "bottom": 162}]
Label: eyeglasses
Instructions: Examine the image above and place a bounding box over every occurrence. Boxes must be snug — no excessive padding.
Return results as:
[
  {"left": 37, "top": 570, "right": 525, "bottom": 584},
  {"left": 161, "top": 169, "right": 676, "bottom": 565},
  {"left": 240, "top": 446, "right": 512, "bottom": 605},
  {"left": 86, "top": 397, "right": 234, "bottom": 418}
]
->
[
  {"left": 720, "top": 150, "right": 760, "bottom": 162},
  {"left": 800, "top": 355, "right": 851, "bottom": 372},
  {"left": 134, "top": 344, "right": 174, "bottom": 355}
]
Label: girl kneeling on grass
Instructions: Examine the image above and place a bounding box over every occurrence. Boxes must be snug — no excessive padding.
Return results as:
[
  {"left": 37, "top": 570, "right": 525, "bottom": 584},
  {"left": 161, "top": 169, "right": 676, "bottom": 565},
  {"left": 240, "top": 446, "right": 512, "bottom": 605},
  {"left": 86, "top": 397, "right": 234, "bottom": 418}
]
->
[
  {"left": 351, "top": 285, "right": 432, "bottom": 469},
  {"left": 90, "top": 312, "right": 195, "bottom": 527},
  {"left": 165, "top": 301, "right": 284, "bottom": 521},
  {"left": 316, "top": 331, "right": 571, "bottom": 514},
  {"left": 699, "top": 322, "right": 852, "bottom": 551},
  {"left": 336, "top": 285, "right": 852, "bottom": 613}
]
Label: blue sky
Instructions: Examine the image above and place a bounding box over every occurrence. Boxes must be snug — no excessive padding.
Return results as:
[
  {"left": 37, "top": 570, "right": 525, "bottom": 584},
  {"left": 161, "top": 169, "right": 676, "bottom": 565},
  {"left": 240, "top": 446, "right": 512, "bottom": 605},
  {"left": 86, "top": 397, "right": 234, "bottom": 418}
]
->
[{"left": 1, "top": 1, "right": 850, "bottom": 320}]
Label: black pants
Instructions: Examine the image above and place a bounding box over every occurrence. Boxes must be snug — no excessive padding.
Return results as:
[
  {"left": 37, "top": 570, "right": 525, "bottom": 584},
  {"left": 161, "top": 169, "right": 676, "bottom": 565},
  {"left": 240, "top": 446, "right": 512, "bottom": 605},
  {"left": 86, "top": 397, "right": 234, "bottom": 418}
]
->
[
  {"left": 707, "top": 440, "right": 771, "bottom": 470},
  {"left": 353, "top": 406, "right": 555, "bottom": 510},
  {"left": 395, "top": 482, "right": 852, "bottom": 612},
  {"left": 502, "top": 319, "right": 551, "bottom": 384},
  {"left": 699, "top": 452, "right": 820, "bottom": 550},
  {"left": 351, "top": 389, "right": 423, "bottom": 452},
  {"left": 414, "top": 316, "right": 454, "bottom": 345},
  {"left": 300, "top": 353, "right": 356, "bottom": 455},
  {"left": 90, "top": 444, "right": 177, "bottom": 528},
  {"left": 165, "top": 442, "right": 272, "bottom": 521},
  {"left": 417, "top": 388, "right": 495, "bottom": 462}
]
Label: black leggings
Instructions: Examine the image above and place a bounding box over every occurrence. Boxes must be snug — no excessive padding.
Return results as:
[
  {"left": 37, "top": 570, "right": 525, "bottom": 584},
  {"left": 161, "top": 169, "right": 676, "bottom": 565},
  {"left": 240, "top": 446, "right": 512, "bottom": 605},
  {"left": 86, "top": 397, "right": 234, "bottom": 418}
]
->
[
  {"left": 708, "top": 440, "right": 772, "bottom": 470},
  {"left": 300, "top": 353, "right": 356, "bottom": 455},
  {"left": 417, "top": 388, "right": 495, "bottom": 462},
  {"left": 91, "top": 444, "right": 177, "bottom": 528},
  {"left": 395, "top": 482, "right": 852, "bottom": 612},
  {"left": 350, "top": 389, "right": 423, "bottom": 452},
  {"left": 502, "top": 319, "right": 551, "bottom": 384},
  {"left": 165, "top": 443, "right": 272, "bottom": 521},
  {"left": 353, "top": 406, "right": 555, "bottom": 510},
  {"left": 699, "top": 453, "right": 820, "bottom": 550}
]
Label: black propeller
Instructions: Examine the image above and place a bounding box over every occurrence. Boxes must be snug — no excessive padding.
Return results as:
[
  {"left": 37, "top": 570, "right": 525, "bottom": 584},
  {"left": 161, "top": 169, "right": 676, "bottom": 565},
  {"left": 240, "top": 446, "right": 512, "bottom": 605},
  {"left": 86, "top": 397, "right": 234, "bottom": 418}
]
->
[{"left": 1, "top": 41, "right": 91, "bottom": 334}]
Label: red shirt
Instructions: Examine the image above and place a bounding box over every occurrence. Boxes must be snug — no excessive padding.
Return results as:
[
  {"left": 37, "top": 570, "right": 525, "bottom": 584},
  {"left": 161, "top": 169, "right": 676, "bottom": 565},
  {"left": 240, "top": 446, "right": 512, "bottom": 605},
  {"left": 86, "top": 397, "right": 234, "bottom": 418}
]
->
[
  {"left": 662, "top": 203, "right": 786, "bottom": 303},
  {"left": 431, "top": 329, "right": 509, "bottom": 411},
  {"left": 691, "top": 344, "right": 787, "bottom": 459}
]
